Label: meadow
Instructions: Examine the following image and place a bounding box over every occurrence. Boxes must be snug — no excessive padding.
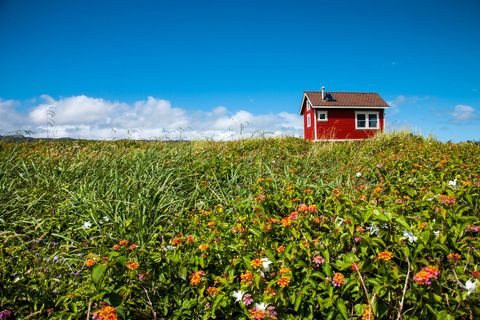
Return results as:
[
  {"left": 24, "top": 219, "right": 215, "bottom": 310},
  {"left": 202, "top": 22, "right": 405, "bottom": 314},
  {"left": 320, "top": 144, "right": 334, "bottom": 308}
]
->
[{"left": 0, "top": 132, "right": 479, "bottom": 319}]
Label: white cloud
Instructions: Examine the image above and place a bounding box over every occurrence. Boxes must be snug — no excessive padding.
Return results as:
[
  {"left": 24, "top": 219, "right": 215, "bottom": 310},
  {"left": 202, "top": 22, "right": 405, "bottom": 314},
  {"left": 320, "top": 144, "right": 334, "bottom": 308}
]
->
[
  {"left": 387, "top": 95, "right": 406, "bottom": 107},
  {"left": 451, "top": 104, "right": 476, "bottom": 122},
  {"left": 0, "top": 95, "right": 303, "bottom": 140}
]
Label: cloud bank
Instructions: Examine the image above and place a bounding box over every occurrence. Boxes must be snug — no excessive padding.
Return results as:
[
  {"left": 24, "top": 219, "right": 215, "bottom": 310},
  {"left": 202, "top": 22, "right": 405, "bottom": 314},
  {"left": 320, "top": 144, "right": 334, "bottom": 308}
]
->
[
  {"left": 0, "top": 95, "right": 303, "bottom": 140},
  {"left": 451, "top": 104, "right": 476, "bottom": 122}
]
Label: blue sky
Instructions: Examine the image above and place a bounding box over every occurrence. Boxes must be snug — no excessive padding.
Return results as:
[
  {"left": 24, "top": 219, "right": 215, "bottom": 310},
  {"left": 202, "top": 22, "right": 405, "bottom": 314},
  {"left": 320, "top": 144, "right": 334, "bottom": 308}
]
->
[{"left": 0, "top": 0, "right": 479, "bottom": 141}]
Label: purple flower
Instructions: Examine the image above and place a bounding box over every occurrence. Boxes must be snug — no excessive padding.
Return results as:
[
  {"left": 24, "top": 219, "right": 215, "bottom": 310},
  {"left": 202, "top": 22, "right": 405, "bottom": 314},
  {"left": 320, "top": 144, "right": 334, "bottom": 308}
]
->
[
  {"left": 0, "top": 310, "right": 12, "bottom": 319},
  {"left": 242, "top": 293, "right": 253, "bottom": 306},
  {"left": 267, "top": 305, "right": 277, "bottom": 317}
]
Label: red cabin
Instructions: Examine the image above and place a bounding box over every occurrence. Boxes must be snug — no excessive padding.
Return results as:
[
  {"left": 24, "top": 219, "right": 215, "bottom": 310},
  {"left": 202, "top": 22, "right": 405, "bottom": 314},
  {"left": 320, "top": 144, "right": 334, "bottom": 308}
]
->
[{"left": 299, "top": 87, "right": 389, "bottom": 141}]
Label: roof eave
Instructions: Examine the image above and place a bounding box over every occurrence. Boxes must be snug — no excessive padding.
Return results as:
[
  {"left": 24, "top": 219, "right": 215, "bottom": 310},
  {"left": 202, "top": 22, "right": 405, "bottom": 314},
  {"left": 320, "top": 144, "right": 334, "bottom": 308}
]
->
[{"left": 311, "top": 105, "right": 389, "bottom": 109}]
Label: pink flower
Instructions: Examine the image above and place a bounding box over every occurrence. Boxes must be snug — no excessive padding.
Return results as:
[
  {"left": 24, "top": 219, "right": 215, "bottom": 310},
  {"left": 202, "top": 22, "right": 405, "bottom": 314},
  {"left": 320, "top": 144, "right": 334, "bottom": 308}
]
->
[{"left": 313, "top": 255, "right": 325, "bottom": 267}]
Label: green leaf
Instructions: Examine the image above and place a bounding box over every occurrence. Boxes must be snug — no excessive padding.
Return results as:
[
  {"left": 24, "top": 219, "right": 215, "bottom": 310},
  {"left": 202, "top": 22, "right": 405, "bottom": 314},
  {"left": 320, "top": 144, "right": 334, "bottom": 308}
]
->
[
  {"left": 116, "top": 255, "right": 127, "bottom": 268},
  {"left": 91, "top": 264, "right": 107, "bottom": 289},
  {"left": 294, "top": 295, "right": 303, "bottom": 311},
  {"left": 104, "top": 292, "right": 123, "bottom": 307},
  {"left": 436, "top": 310, "right": 454, "bottom": 320},
  {"left": 178, "top": 266, "right": 187, "bottom": 281},
  {"left": 336, "top": 299, "right": 348, "bottom": 320}
]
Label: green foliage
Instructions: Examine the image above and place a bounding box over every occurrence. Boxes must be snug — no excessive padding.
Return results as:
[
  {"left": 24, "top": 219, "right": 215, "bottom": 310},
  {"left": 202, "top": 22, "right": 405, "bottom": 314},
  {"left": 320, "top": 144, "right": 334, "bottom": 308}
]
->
[{"left": 0, "top": 133, "right": 479, "bottom": 319}]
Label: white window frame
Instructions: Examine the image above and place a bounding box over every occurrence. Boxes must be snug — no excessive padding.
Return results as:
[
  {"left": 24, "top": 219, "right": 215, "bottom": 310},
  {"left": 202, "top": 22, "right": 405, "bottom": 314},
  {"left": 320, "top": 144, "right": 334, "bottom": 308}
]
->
[
  {"left": 307, "top": 113, "right": 311, "bottom": 128},
  {"left": 306, "top": 101, "right": 311, "bottom": 112},
  {"left": 316, "top": 110, "right": 328, "bottom": 122},
  {"left": 355, "top": 111, "right": 380, "bottom": 129}
]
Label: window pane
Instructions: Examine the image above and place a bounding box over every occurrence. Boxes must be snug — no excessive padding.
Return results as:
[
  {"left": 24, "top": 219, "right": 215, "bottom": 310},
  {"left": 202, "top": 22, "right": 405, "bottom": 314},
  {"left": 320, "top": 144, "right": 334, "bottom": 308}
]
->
[
  {"left": 357, "top": 113, "right": 366, "bottom": 128},
  {"left": 319, "top": 112, "right": 326, "bottom": 120},
  {"left": 368, "top": 114, "right": 378, "bottom": 128}
]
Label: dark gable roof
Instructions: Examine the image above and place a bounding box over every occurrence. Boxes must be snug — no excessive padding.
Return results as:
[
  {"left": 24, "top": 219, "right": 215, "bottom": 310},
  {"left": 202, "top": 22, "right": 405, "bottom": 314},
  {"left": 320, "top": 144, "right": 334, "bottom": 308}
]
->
[{"left": 305, "top": 92, "right": 389, "bottom": 107}]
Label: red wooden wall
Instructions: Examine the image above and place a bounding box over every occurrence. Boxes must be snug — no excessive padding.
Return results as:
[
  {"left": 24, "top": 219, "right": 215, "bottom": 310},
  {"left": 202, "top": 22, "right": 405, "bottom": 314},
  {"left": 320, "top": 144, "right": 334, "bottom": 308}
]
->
[
  {"left": 315, "top": 109, "right": 384, "bottom": 140},
  {"left": 303, "top": 103, "right": 315, "bottom": 140}
]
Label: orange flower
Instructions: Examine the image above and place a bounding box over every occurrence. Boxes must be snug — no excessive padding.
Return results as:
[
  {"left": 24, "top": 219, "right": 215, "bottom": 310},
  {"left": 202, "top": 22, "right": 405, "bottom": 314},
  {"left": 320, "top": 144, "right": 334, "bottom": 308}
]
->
[
  {"left": 199, "top": 209, "right": 211, "bottom": 215},
  {"left": 93, "top": 306, "right": 117, "bottom": 320},
  {"left": 240, "top": 271, "right": 254, "bottom": 285},
  {"left": 128, "top": 244, "right": 138, "bottom": 250},
  {"left": 413, "top": 265, "right": 440, "bottom": 285},
  {"left": 276, "top": 245, "right": 285, "bottom": 253},
  {"left": 264, "top": 286, "right": 277, "bottom": 297},
  {"left": 278, "top": 276, "right": 290, "bottom": 288},
  {"left": 332, "top": 272, "right": 345, "bottom": 287},
  {"left": 418, "top": 222, "right": 427, "bottom": 229},
  {"left": 186, "top": 235, "right": 195, "bottom": 243},
  {"left": 207, "top": 287, "right": 219, "bottom": 296},
  {"left": 281, "top": 217, "right": 291, "bottom": 228},
  {"left": 119, "top": 240, "right": 129, "bottom": 246},
  {"left": 377, "top": 251, "right": 393, "bottom": 261},
  {"left": 373, "top": 186, "right": 382, "bottom": 195},
  {"left": 279, "top": 267, "right": 291, "bottom": 274},
  {"left": 207, "top": 221, "right": 215, "bottom": 228},
  {"left": 251, "top": 258, "right": 262, "bottom": 268},
  {"left": 171, "top": 238, "right": 182, "bottom": 245},
  {"left": 85, "top": 259, "right": 96, "bottom": 267},
  {"left": 112, "top": 244, "right": 120, "bottom": 251},
  {"left": 190, "top": 271, "right": 205, "bottom": 286},
  {"left": 199, "top": 244, "right": 209, "bottom": 251},
  {"left": 127, "top": 262, "right": 140, "bottom": 270}
]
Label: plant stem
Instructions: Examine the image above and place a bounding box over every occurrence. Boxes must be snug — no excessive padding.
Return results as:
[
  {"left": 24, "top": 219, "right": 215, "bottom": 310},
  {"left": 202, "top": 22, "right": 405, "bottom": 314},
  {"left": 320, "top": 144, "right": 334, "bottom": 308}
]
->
[{"left": 396, "top": 255, "right": 410, "bottom": 320}]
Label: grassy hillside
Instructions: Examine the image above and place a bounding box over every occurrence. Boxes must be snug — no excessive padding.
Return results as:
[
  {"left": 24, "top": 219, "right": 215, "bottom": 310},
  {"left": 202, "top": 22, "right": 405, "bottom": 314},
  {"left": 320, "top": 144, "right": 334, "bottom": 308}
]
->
[{"left": 1, "top": 132, "right": 479, "bottom": 319}]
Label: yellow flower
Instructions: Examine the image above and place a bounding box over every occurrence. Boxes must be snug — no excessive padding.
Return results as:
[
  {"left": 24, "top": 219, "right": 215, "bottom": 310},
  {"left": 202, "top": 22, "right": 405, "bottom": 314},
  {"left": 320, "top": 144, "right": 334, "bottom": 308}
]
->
[{"left": 199, "top": 244, "right": 209, "bottom": 251}]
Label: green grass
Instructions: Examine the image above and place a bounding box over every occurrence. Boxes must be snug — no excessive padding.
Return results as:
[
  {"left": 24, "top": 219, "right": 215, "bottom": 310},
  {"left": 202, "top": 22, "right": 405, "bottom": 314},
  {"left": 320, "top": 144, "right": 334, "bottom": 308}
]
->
[{"left": 0, "top": 132, "right": 479, "bottom": 319}]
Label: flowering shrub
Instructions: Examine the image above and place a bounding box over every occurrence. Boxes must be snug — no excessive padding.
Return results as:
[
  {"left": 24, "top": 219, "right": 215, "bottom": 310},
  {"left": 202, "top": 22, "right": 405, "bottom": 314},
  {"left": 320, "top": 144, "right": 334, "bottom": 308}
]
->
[{"left": 0, "top": 133, "right": 479, "bottom": 318}]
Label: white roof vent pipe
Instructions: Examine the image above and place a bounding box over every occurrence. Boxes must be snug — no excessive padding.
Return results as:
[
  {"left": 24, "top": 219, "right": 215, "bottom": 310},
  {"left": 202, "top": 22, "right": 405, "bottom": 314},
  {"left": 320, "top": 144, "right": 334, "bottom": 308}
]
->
[{"left": 321, "top": 86, "right": 325, "bottom": 100}]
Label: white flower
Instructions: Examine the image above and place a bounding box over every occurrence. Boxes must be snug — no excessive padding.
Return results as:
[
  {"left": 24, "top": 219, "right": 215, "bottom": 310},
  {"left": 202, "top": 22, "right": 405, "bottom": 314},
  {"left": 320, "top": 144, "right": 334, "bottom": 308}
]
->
[
  {"left": 355, "top": 172, "right": 362, "bottom": 178},
  {"left": 434, "top": 230, "right": 440, "bottom": 237},
  {"left": 162, "top": 245, "right": 176, "bottom": 251},
  {"left": 402, "top": 230, "right": 418, "bottom": 243},
  {"left": 448, "top": 179, "right": 457, "bottom": 188},
  {"left": 261, "top": 257, "right": 272, "bottom": 272},
  {"left": 367, "top": 225, "right": 379, "bottom": 235},
  {"left": 466, "top": 279, "right": 477, "bottom": 296},
  {"left": 103, "top": 216, "right": 110, "bottom": 222},
  {"left": 232, "top": 290, "right": 245, "bottom": 303},
  {"left": 82, "top": 221, "right": 92, "bottom": 229},
  {"left": 254, "top": 302, "right": 269, "bottom": 311}
]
